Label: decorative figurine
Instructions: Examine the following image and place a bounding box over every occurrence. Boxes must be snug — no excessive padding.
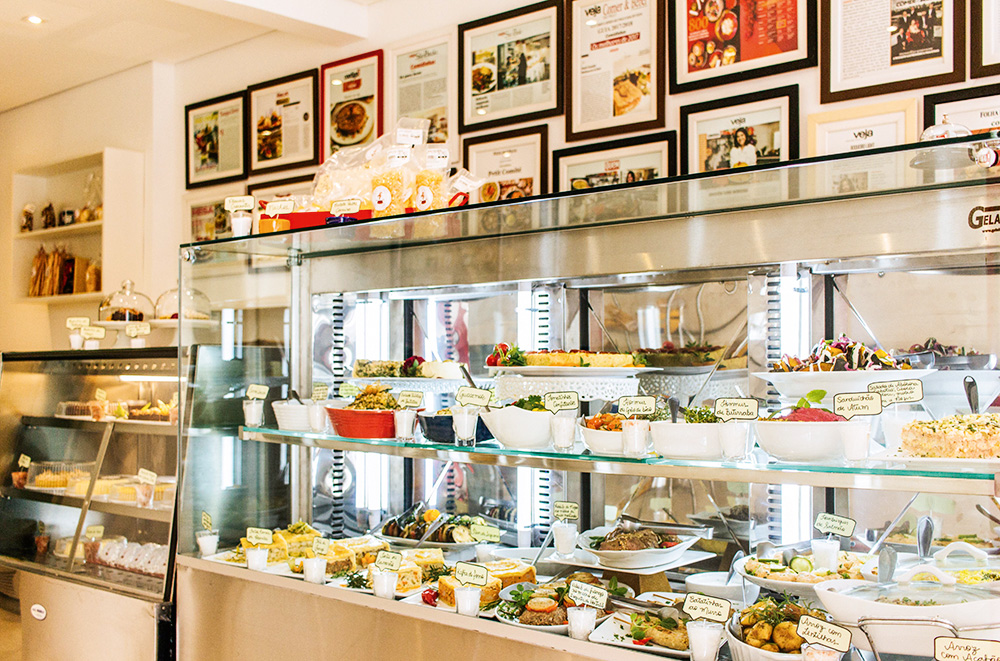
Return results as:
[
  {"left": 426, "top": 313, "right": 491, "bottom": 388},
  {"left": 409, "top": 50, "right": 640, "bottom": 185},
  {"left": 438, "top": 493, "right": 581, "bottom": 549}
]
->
[
  {"left": 21, "top": 204, "right": 34, "bottom": 232},
  {"left": 41, "top": 203, "right": 56, "bottom": 229}
]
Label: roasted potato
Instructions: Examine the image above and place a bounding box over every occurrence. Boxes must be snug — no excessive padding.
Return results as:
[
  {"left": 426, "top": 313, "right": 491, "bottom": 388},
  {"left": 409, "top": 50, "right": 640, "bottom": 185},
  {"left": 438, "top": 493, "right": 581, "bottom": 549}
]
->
[{"left": 773, "top": 621, "right": 806, "bottom": 652}]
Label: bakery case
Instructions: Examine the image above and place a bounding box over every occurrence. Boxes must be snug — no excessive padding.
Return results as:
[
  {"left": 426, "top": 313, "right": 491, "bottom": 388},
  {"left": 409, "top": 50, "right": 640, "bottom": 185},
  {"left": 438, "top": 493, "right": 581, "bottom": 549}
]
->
[
  {"left": 0, "top": 347, "right": 179, "bottom": 660},
  {"left": 175, "top": 135, "right": 1000, "bottom": 660}
]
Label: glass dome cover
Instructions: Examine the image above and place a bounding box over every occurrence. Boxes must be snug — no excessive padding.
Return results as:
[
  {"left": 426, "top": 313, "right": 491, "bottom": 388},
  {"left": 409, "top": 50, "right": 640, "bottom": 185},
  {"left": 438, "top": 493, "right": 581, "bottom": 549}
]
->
[
  {"left": 99, "top": 279, "right": 153, "bottom": 322},
  {"left": 155, "top": 284, "right": 211, "bottom": 320},
  {"left": 920, "top": 114, "right": 973, "bottom": 141}
]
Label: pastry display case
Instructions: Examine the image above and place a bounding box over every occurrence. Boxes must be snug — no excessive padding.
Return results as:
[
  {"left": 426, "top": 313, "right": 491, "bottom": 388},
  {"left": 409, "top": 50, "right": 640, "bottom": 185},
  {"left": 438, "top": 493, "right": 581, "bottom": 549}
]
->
[{"left": 175, "top": 135, "right": 1000, "bottom": 660}]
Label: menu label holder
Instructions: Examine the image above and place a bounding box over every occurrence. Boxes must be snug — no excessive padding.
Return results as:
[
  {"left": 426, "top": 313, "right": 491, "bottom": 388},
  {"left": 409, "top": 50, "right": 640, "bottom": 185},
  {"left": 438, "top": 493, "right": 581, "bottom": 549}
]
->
[
  {"left": 311, "top": 383, "right": 329, "bottom": 402},
  {"left": 85, "top": 525, "right": 104, "bottom": 540},
  {"left": 814, "top": 513, "right": 857, "bottom": 537},
  {"left": 95, "top": 389, "right": 107, "bottom": 402},
  {"left": 553, "top": 501, "right": 580, "bottom": 521},
  {"left": 224, "top": 196, "right": 255, "bottom": 212},
  {"left": 618, "top": 396, "right": 656, "bottom": 418},
  {"left": 375, "top": 550, "right": 403, "bottom": 572},
  {"left": 469, "top": 523, "right": 502, "bottom": 543},
  {"left": 264, "top": 199, "right": 295, "bottom": 216},
  {"left": 868, "top": 379, "right": 924, "bottom": 406},
  {"left": 397, "top": 391, "right": 424, "bottom": 409},
  {"left": 796, "top": 616, "right": 852, "bottom": 653},
  {"left": 330, "top": 199, "right": 362, "bottom": 215},
  {"left": 312, "top": 537, "right": 331, "bottom": 556},
  {"left": 339, "top": 383, "right": 361, "bottom": 399},
  {"left": 137, "top": 468, "right": 157, "bottom": 485},
  {"left": 682, "top": 593, "right": 731, "bottom": 623},
  {"left": 714, "top": 398, "right": 760, "bottom": 422},
  {"left": 833, "top": 392, "right": 882, "bottom": 419},
  {"left": 125, "top": 322, "right": 151, "bottom": 338},
  {"left": 568, "top": 580, "right": 608, "bottom": 610},
  {"left": 544, "top": 391, "right": 580, "bottom": 413},
  {"left": 201, "top": 511, "right": 213, "bottom": 531},
  {"left": 246, "top": 385, "right": 269, "bottom": 400},
  {"left": 66, "top": 317, "right": 91, "bottom": 330},
  {"left": 18, "top": 454, "right": 31, "bottom": 469},
  {"left": 455, "top": 386, "right": 491, "bottom": 407},
  {"left": 454, "top": 561, "right": 489, "bottom": 587},
  {"left": 246, "top": 527, "right": 273, "bottom": 546},
  {"left": 81, "top": 326, "right": 106, "bottom": 340},
  {"left": 934, "top": 637, "right": 1000, "bottom": 661}
]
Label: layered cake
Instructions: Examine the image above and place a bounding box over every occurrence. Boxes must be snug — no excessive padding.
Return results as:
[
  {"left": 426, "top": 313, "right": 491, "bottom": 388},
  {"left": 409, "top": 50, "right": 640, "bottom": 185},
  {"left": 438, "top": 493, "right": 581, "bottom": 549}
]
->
[{"left": 901, "top": 413, "right": 1000, "bottom": 458}]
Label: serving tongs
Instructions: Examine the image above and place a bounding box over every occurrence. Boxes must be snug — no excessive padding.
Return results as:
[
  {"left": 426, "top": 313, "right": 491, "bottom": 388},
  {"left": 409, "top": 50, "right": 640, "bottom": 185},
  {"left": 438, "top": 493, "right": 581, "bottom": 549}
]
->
[
  {"left": 618, "top": 513, "right": 713, "bottom": 540},
  {"left": 608, "top": 593, "right": 685, "bottom": 622}
]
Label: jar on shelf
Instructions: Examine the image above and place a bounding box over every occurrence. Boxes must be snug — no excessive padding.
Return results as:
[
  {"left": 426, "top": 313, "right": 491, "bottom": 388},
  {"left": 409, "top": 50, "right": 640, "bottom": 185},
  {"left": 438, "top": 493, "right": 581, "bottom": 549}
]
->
[
  {"left": 98, "top": 279, "right": 153, "bottom": 322},
  {"left": 155, "top": 284, "right": 211, "bottom": 320}
]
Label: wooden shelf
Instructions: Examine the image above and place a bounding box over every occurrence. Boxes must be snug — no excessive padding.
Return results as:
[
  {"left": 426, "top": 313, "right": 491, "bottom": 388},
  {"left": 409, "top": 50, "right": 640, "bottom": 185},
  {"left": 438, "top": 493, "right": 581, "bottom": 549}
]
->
[
  {"left": 14, "top": 221, "right": 102, "bottom": 240},
  {"left": 16, "top": 291, "right": 104, "bottom": 305}
]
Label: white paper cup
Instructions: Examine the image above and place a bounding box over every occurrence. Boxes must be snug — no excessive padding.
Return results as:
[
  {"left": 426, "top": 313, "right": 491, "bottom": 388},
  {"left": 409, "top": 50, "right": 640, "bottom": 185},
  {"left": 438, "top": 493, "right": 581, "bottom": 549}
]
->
[
  {"left": 245, "top": 547, "right": 268, "bottom": 571},
  {"left": 802, "top": 643, "right": 844, "bottom": 661},
  {"left": 372, "top": 570, "right": 398, "bottom": 599},
  {"left": 452, "top": 406, "right": 480, "bottom": 446},
  {"left": 195, "top": 530, "right": 219, "bottom": 556},
  {"left": 454, "top": 585, "right": 482, "bottom": 616},
  {"left": 231, "top": 211, "right": 252, "bottom": 237},
  {"left": 69, "top": 332, "right": 83, "bottom": 350},
  {"left": 394, "top": 409, "right": 417, "bottom": 440},
  {"left": 552, "top": 520, "right": 578, "bottom": 557},
  {"left": 621, "top": 419, "right": 650, "bottom": 458},
  {"left": 810, "top": 538, "right": 840, "bottom": 571},
  {"left": 243, "top": 399, "right": 264, "bottom": 427},
  {"left": 841, "top": 423, "right": 869, "bottom": 461},
  {"left": 719, "top": 422, "right": 750, "bottom": 460},
  {"left": 303, "top": 557, "right": 327, "bottom": 584},
  {"left": 567, "top": 606, "right": 598, "bottom": 640},
  {"left": 550, "top": 414, "right": 577, "bottom": 451},
  {"left": 686, "top": 620, "right": 723, "bottom": 661},
  {"left": 309, "top": 403, "right": 328, "bottom": 433},
  {"left": 84, "top": 339, "right": 100, "bottom": 350}
]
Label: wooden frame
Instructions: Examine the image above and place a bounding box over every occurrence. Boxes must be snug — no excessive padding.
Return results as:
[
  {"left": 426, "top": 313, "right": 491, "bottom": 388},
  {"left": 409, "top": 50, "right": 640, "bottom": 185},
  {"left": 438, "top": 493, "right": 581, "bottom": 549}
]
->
[
  {"left": 185, "top": 91, "right": 248, "bottom": 189},
  {"left": 320, "top": 50, "right": 385, "bottom": 161},
  {"left": 247, "top": 69, "right": 320, "bottom": 176},
  {"left": 924, "top": 85, "right": 1000, "bottom": 133},
  {"left": 807, "top": 99, "right": 918, "bottom": 156},
  {"left": 552, "top": 131, "right": 676, "bottom": 192}
]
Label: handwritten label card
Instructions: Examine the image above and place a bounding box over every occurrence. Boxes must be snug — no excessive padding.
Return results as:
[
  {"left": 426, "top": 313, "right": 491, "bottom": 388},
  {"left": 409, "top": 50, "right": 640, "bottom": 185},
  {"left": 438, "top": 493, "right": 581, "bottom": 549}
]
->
[
  {"left": 201, "top": 511, "right": 212, "bottom": 531},
  {"left": 246, "top": 385, "right": 269, "bottom": 400},
  {"left": 264, "top": 199, "right": 295, "bottom": 216},
  {"left": 339, "top": 383, "right": 361, "bottom": 399},
  {"left": 568, "top": 580, "right": 608, "bottom": 610},
  {"left": 81, "top": 326, "right": 106, "bottom": 340},
  {"left": 330, "top": 199, "right": 362, "bottom": 215},
  {"left": 618, "top": 396, "right": 655, "bottom": 418},
  {"left": 397, "top": 391, "right": 424, "bottom": 409},
  {"left": 85, "top": 525, "right": 104, "bottom": 540},
  {"left": 833, "top": 392, "right": 882, "bottom": 420},
  {"left": 796, "top": 616, "right": 852, "bottom": 653},
  {"left": 455, "top": 386, "right": 491, "bottom": 407},
  {"left": 95, "top": 389, "right": 107, "bottom": 402},
  {"left": 137, "top": 468, "right": 157, "bottom": 485},
  {"left": 814, "top": 513, "right": 857, "bottom": 537},
  {"left": 868, "top": 379, "right": 923, "bottom": 406},
  {"left": 714, "top": 398, "right": 760, "bottom": 422},
  {"left": 18, "top": 454, "right": 31, "bottom": 469},
  {"left": 224, "top": 196, "right": 255, "bottom": 212},
  {"left": 375, "top": 550, "right": 403, "bottom": 572},
  {"left": 554, "top": 501, "right": 580, "bottom": 521},
  {"left": 65, "top": 317, "right": 91, "bottom": 330},
  {"left": 682, "top": 593, "right": 732, "bottom": 623},
  {"left": 454, "top": 561, "right": 489, "bottom": 587},
  {"left": 470, "top": 523, "right": 502, "bottom": 543},
  {"left": 312, "top": 537, "right": 331, "bottom": 556},
  {"left": 934, "top": 637, "right": 1000, "bottom": 661},
  {"left": 311, "top": 383, "right": 329, "bottom": 402},
  {"left": 544, "top": 391, "right": 580, "bottom": 413},
  {"left": 125, "top": 322, "right": 151, "bottom": 338},
  {"left": 246, "top": 527, "right": 273, "bottom": 546}
]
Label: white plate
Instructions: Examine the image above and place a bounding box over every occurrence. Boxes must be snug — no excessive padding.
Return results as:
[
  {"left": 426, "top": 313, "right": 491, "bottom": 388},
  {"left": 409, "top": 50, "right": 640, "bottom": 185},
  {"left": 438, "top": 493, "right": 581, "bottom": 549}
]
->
[
  {"left": 487, "top": 366, "right": 658, "bottom": 377},
  {"left": 753, "top": 369, "right": 935, "bottom": 399},
  {"left": 550, "top": 547, "right": 716, "bottom": 576},
  {"left": 494, "top": 604, "right": 611, "bottom": 632},
  {"left": 470, "top": 61, "right": 498, "bottom": 94},
  {"left": 579, "top": 526, "right": 702, "bottom": 569},
  {"left": 400, "top": 589, "right": 497, "bottom": 617},
  {"left": 870, "top": 448, "right": 1000, "bottom": 469},
  {"left": 733, "top": 555, "right": 837, "bottom": 605},
  {"left": 328, "top": 573, "right": 427, "bottom": 599},
  {"left": 589, "top": 612, "right": 706, "bottom": 658},
  {"left": 376, "top": 534, "right": 479, "bottom": 552}
]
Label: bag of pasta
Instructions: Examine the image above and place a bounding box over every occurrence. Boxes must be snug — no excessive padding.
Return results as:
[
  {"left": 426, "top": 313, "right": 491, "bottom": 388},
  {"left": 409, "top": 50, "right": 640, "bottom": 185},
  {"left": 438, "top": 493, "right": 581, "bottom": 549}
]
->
[
  {"left": 447, "top": 168, "right": 483, "bottom": 208},
  {"left": 311, "top": 143, "right": 374, "bottom": 215},
  {"left": 411, "top": 145, "right": 451, "bottom": 213},
  {"left": 370, "top": 145, "right": 417, "bottom": 220}
]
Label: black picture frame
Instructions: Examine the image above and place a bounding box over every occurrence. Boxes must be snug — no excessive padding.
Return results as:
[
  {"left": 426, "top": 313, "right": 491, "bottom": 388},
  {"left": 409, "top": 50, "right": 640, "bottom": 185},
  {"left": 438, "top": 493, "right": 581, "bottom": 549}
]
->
[
  {"left": 971, "top": 0, "right": 1000, "bottom": 78},
  {"left": 462, "top": 124, "right": 550, "bottom": 196},
  {"left": 185, "top": 90, "right": 248, "bottom": 190},
  {"left": 924, "top": 84, "right": 1000, "bottom": 131},
  {"left": 458, "top": 0, "right": 564, "bottom": 134},
  {"left": 667, "top": 0, "right": 817, "bottom": 95},
  {"left": 552, "top": 131, "right": 677, "bottom": 192},
  {"left": 245, "top": 175, "right": 315, "bottom": 272},
  {"left": 247, "top": 69, "right": 320, "bottom": 176}
]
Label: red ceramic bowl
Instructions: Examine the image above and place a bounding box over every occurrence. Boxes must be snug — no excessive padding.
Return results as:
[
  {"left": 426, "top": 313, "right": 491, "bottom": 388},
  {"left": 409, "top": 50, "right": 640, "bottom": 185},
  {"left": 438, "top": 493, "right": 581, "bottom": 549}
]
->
[{"left": 326, "top": 407, "right": 396, "bottom": 439}]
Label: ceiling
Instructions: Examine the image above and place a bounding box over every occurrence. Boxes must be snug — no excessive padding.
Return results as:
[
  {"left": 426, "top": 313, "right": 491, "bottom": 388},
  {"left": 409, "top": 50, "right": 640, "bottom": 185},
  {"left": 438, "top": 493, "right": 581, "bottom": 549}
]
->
[{"left": 0, "top": 0, "right": 375, "bottom": 113}]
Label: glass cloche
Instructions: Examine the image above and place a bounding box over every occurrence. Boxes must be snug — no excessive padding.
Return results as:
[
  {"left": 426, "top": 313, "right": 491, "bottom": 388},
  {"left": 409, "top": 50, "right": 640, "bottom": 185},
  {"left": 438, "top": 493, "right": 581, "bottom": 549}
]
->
[
  {"left": 99, "top": 280, "right": 153, "bottom": 322},
  {"left": 155, "top": 284, "right": 211, "bottom": 320}
]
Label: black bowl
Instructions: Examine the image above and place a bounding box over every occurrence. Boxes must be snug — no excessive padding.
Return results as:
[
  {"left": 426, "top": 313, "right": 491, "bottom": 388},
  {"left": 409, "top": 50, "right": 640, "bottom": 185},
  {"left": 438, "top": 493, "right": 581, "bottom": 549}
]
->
[{"left": 417, "top": 414, "right": 493, "bottom": 444}]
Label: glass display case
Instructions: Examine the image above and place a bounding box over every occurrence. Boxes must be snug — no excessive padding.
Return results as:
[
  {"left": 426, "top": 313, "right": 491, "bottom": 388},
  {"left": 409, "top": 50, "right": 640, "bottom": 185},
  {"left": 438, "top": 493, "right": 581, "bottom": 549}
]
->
[{"left": 175, "top": 135, "right": 1000, "bottom": 660}]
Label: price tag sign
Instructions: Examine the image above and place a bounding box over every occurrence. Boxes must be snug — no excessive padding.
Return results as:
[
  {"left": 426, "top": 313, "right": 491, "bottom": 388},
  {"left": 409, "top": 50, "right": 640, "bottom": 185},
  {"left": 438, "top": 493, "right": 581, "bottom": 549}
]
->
[
  {"left": 339, "top": 383, "right": 360, "bottom": 399},
  {"left": 396, "top": 127, "right": 425, "bottom": 146},
  {"left": 18, "top": 454, "right": 31, "bottom": 469},
  {"left": 868, "top": 379, "right": 924, "bottom": 406},
  {"left": 246, "top": 385, "right": 269, "bottom": 400},
  {"left": 618, "top": 396, "right": 655, "bottom": 418},
  {"left": 224, "top": 195, "right": 255, "bottom": 212},
  {"left": 455, "top": 386, "right": 492, "bottom": 407},
  {"left": 374, "top": 550, "right": 403, "bottom": 572},
  {"left": 470, "top": 523, "right": 502, "bottom": 543},
  {"left": 397, "top": 391, "right": 424, "bottom": 409},
  {"left": 568, "top": 580, "right": 608, "bottom": 610},
  {"left": 682, "top": 593, "right": 732, "bottom": 623},
  {"left": 137, "top": 468, "right": 157, "bottom": 485},
  {"left": 81, "top": 326, "right": 106, "bottom": 340},
  {"left": 264, "top": 199, "right": 295, "bottom": 216},
  {"left": 543, "top": 391, "right": 579, "bottom": 413},
  {"left": 833, "top": 392, "right": 882, "bottom": 420},
  {"left": 934, "top": 637, "right": 1000, "bottom": 661},
  {"left": 454, "top": 561, "right": 489, "bottom": 587},
  {"left": 330, "top": 199, "right": 362, "bottom": 215},
  {"left": 85, "top": 525, "right": 104, "bottom": 540},
  {"left": 553, "top": 501, "right": 579, "bottom": 521},
  {"left": 94, "top": 388, "right": 107, "bottom": 402},
  {"left": 312, "top": 537, "right": 331, "bottom": 556},
  {"left": 714, "top": 398, "right": 760, "bottom": 422},
  {"left": 66, "top": 317, "right": 90, "bottom": 330},
  {"left": 311, "top": 383, "right": 329, "bottom": 402},
  {"left": 125, "top": 322, "right": 150, "bottom": 338},
  {"left": 201, "top": 511, "right": 212, "bottom": 531},
  {"left": 246, "top": 527, "right": 273, "bottom": 546},
  {"left": 796, "top": 615, "right": 852, "bottom": 653},
  {"left": 815, "top": 513, "right": 857, "bottom": 537}
]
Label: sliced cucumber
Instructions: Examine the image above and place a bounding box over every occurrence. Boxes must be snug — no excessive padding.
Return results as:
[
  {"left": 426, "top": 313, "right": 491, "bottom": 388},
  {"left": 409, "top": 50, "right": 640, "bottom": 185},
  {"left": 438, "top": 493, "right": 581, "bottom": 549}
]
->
[{"left": 789, "top": 555, "right": 814, "bottom": 573}]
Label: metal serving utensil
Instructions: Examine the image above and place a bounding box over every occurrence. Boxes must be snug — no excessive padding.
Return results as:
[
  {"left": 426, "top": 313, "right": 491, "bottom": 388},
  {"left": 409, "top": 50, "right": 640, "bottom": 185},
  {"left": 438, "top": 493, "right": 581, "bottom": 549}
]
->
[
  {"left": 916, "top": 515, "right": 934, "bottom": 561},
  {"left": 413, "top": 512, "right": 450, "bottom": 550},
  {"left": 977, "top": 504, "right": 1000, "bottom": 527},
  {"left": 964, "top": 375, "right": 980, "bottom": 414},
  {"left": 868, "top": 492, "right": 921, "bottom": 555},
  {"left": 702, "top": 484, "right": 748, "bottom": 555},
  {"left": 618, "top": 514, "right": 713, "bottom": 539}
]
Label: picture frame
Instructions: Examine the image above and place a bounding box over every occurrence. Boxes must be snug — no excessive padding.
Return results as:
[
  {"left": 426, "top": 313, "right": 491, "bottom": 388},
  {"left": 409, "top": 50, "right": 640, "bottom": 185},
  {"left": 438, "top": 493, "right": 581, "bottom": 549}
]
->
[
  {"left": 821, "top": 0, "right": 965, "bottom": 104},
  {"left": 668, "top": 0, "right": 816, "bottom": 94},
  {"left": 972, "top": 0, "right": 1000, "bottom": 78},
  {"left": 458, "top": 1, "right": 564, "bottom": 133},
  {"left": 565, "top": 0, "right": 665, "bottom": 141},
  {"left": 184, "top": 184, "right": 244, "bottom": 243},
  {"left": 924, "top": 85, "right": 1000, "bottom": 133},
  {"left": 247, "top": 69, "right": 320, "bottom": 175},
  {"left": 245, "top": 175, "right": 315, "bottom": 271},
  {"left": 387, "top": 33, "right": 458, "bottom": 163},
  {"left": 807, "top": 99, "right": 918, "bottom": 156},
  {"left": 679, "top": 85, "right": 798, "bottom": 175},
  {"left": 185, "top": 91, "right": 248, "bottom": 189},
  {"left": 552, "top": 131, "right": 676, "bottom": 192},
  {"left": 321, "top": 50, "right": 384, "bottom": 162}
]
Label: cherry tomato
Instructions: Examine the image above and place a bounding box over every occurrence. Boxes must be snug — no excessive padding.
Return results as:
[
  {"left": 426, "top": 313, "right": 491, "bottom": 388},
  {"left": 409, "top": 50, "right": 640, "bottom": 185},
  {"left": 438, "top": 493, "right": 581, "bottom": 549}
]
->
[
  {"left": 422, "top": 588, "right": 438, "bottom": 606},
  {"left": 496, "top": 342, "right": 511, "bottom": 354},
  {"left": 486, "top": 354, "right": 498, "bottom": 367}
]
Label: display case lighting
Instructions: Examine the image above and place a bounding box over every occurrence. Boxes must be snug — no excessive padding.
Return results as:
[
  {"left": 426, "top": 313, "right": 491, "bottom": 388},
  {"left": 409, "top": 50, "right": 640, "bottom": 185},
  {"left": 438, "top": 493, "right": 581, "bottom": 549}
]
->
[
  {"left": 118, "top": 375, "right": 185, "bottom": 383},
  {"left": 23, "top": 15, "right": 44, "bottom": 24}
]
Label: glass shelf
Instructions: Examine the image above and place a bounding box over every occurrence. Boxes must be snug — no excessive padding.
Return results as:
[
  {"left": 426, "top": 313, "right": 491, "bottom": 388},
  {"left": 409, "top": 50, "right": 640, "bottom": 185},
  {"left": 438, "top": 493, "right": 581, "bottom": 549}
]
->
[
  {"left": 241, "top": 426, "right": 998, "bottom": 496},
  {"left": 3, "top": 487, "right": 174, "bottom": 523}
]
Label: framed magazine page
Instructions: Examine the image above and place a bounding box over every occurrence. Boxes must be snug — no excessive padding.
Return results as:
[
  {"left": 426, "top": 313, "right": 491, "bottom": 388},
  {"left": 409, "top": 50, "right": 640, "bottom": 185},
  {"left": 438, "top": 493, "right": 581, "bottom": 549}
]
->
[
  {"left": 246, "top": 175, "right": 314, "bottom": 271},
  {"left": 185, "top": 184, "right": 242, "bottom": 243},
  {"left": 807, "top": 99, "right": 917, "bottom": 156},
  {"left": 679, "top": 85, "right": 798, "bottom": 174},
  {"left": 552, "top": 131, "right": 676, "bottom": 191},
  {"left": 566, "top": 0, "right": 665, "bottom": 141},
  {"left": 388, "top": 34, "right": 457, "bottom": 163},
  {"left": 925, "top": 85, "right": 1000, "bottom": 133},
  {"left": 321, "top": 51, "right": 384, "bottom": 161},
  {"left": 458, "top": 1, "right": 564, "bottom": 133},
  {"left": 821, "top": 0, "right": 964, "bottom": 103},
  {"left": 669, "top": 0, "right": 816, "bottom": 94},
  {"left": 972, "top": 0, "right": 1000, "bottom": 77},
  {"left": 247, "top": 70, "right": 319, "bottom": 175},
  {"left": 185, "top": 91, "right": 248, "bottom": 189}
]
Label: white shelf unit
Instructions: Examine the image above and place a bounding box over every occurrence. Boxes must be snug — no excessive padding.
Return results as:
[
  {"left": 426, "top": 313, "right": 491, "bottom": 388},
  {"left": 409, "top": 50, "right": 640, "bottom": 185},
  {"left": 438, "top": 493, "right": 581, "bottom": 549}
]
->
[{"left": 11, "top": 148, "right": 144, "bottom": 305}]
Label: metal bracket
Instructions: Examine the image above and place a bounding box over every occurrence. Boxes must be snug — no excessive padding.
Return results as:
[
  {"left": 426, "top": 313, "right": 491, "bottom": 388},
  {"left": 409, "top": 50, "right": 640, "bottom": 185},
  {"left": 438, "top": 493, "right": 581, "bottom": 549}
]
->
[{"left": 287, "top": 250, "right": 303, "bottom": 268}]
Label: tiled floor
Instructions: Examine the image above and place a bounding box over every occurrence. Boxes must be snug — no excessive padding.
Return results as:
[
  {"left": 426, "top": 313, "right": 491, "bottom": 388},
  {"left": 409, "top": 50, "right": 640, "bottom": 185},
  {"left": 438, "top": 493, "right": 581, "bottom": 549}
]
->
[{"left": 0, "top": 597, "right": 21, "bottom": 660}]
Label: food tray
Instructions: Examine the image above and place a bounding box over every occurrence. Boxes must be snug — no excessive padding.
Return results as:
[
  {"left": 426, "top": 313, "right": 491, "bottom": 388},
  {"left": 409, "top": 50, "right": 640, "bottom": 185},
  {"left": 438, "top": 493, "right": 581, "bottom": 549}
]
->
[
  {"left": 639, "top": 369, "right": 748, "bottom": 403},
  {"left": 329, "top": 573, "right": 430, "bottom": 599},
  {"left": 752, "top": 369, "right": 935, "bottom": 400},
  {"left": 547, "top": 547, "right": 716, "bottom": 576},
  {"left": 346, "top": 377, "right": 493, "bottom": 394},
  {"left": 590, "top": 612, "right": 710, "bottom": 657},
  {"left": 24, "top": 461, "right": 95, "bottom": 494},
  {"left": 493, "top": 374, "right": 639, "bottom": 402},
  {"left": 400, "top": 590, "right": 497, "bottom": 618},
  {"left": 488, "top": 366, "right": 658, "bottom": 377}
]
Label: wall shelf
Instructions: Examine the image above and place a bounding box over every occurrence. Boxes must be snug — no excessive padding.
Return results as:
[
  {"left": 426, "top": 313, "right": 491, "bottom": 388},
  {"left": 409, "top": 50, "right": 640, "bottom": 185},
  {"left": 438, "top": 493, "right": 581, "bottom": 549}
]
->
[{"left": 15, "top": 221, "right": 103, "bottom": 241}]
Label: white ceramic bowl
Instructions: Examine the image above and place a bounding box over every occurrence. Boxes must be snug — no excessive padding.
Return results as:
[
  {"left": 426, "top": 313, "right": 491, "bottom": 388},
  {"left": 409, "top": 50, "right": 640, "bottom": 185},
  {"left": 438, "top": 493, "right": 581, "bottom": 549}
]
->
[
  {"left": 271, "top": 400, "right": 312, "bottom": 431},
  {"left": 579, "top": 424, "right": 624, "bottom": 456},
  {"left": 753, "top": 420, "right": 847, "bottom": 462},
  {"left": 685, "top": 571, "right": 760, "bottom": 604},
  {"left": 726, "top": 615, "right": 824, "bottom": 661},
  {"left": 480, "top": 406, "right": 552, "bottom": 449},
  {"left": 578, "top": 525, "right": 700, "bottom": 568},
  {"left": 650, "top": 420, "right": 722, "bottom": 459}
]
